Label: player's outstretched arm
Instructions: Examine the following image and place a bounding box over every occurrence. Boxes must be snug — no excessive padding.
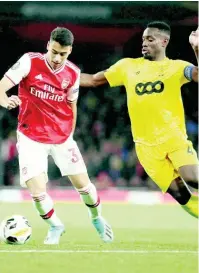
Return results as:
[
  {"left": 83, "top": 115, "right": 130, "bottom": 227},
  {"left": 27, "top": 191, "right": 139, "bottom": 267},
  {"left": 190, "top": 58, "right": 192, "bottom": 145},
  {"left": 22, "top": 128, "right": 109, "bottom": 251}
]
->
[
  {"left": 0, "top": 76, "right": 21, "bottom": 109},
  {"left": 80, "top": 71, "right": 108, "bottom": 87},
  {"left": 189, "top": 27, "right": 198, "bottom": 82}
]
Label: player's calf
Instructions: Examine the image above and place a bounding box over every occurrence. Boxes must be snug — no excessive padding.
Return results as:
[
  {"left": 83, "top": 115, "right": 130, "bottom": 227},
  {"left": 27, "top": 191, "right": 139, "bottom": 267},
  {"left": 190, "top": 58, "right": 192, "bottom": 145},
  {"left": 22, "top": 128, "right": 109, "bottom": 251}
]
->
[
  {"left": 167, "top": 178, "right": 191, "bottom": 205},
  {"left": 32, "top": 193, "right": 64, "bottom": 226},
  {"left": 74, "top": 182, "right": 114, "bottom": 242},
  {"left": 179, "top": 164, "right": 199, "bottom": 189},
  {"left": 74, "top": 181, "right": 102, "bottom": 218},
  {"left": 26, "top": 175, "right": 64, "bottom": 243},
  {"left": 167, "top": 178, "right": 198, "bottom": 218},
  {"left": 32, "top": 193, "right": 65, "bottom": 244}
]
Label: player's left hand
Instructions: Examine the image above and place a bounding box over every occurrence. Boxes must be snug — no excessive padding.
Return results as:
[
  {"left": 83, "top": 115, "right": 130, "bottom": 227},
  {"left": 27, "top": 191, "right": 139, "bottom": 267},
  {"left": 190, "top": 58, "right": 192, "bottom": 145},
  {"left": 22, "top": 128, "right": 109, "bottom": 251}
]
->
[{"left": 189, "top": 27, "right": 199, "bottom": 49}]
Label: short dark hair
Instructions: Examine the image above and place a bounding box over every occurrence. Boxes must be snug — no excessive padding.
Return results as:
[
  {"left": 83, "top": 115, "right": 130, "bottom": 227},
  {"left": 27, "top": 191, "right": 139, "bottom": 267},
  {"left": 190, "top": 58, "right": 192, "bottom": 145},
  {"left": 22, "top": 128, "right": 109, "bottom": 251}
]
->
[
  {"left": 50, "top": 27, "right": 74, "bottom": 46},
  {"left": 147, "top": 21, "right": 171, "bottom": 35}
]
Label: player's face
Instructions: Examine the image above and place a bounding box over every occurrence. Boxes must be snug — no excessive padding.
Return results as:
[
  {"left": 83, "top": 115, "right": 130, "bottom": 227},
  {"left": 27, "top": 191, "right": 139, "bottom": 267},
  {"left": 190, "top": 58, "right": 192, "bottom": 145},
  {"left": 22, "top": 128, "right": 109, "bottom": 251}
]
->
[
  {"left": 47, "top": 41, "right": 72, "bottom": 69},
  {"left": 142, "top": 28, "right": 167, "bottom": 60}
]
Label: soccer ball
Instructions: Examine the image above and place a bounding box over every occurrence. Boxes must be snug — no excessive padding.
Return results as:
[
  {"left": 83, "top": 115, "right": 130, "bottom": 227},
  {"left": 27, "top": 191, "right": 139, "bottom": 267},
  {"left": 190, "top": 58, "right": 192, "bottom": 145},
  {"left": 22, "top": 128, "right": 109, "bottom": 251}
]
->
[{"left": 0, "top": 215, "right": 32, "bottom": 245}]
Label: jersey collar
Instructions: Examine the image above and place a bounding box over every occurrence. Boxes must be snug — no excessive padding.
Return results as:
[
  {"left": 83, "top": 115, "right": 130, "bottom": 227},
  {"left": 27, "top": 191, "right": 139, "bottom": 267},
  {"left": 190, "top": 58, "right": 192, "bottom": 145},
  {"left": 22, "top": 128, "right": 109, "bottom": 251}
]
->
[{"left": 44, "top": 54, "right": 66, "bottom": 74}]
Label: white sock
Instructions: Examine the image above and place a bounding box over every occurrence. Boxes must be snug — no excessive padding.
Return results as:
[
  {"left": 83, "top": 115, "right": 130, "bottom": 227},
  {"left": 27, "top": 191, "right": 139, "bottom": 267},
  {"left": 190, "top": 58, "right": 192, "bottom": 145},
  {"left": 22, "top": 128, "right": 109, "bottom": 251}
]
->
[
  {"left": 32, "top": 192, "right": 63, "bottom": 227},
  {"left": 77, "top": 183, "right": 101, "bottom": 219}
]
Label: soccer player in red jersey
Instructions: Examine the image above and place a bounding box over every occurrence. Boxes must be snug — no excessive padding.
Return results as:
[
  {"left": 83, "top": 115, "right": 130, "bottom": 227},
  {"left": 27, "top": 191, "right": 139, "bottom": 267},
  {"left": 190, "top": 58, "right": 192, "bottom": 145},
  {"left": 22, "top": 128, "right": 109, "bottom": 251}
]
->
[{"left": 0, "top": 27, "right": 113, "bottom": 244}]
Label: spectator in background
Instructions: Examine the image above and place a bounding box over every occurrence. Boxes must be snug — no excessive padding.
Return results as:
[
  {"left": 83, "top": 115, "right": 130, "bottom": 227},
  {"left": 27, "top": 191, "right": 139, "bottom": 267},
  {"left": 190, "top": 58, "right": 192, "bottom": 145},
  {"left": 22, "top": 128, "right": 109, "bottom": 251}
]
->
[{"left": 2, "top": 130, "right": 18, "bottom": 185}]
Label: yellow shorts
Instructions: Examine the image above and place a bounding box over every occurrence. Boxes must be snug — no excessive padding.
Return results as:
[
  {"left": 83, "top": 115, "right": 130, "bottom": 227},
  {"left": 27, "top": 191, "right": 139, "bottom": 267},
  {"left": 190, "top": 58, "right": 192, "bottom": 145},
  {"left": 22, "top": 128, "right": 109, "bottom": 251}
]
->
[{"left": 135, "top": 138, "right": 199, "bottom": 192}]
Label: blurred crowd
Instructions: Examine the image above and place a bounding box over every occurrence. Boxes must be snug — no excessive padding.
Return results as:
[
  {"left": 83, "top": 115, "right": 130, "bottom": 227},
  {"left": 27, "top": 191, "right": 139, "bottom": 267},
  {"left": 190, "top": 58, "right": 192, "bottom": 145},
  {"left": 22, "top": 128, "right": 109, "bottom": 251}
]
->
[
  {"left": 0, "top": 84, "right": 198, "bottom": 190},
  {"left": 0, "top": 23, "right": 198, "bottom": 189}
]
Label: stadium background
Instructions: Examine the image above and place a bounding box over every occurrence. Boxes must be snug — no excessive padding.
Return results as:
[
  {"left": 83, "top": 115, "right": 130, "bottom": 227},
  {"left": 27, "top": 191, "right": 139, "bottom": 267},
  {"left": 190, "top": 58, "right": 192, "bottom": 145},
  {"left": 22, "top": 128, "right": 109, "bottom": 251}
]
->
[{"left": 0, "top": 1, "right": 197, "bottom": 191}]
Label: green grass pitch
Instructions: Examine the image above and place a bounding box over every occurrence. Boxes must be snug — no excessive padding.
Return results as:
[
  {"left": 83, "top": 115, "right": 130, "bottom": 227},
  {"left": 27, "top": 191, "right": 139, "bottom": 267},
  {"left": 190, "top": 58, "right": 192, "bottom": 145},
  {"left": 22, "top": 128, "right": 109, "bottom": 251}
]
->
[{"left": 0, "top": 202, "right": 198, "bottom": 273}]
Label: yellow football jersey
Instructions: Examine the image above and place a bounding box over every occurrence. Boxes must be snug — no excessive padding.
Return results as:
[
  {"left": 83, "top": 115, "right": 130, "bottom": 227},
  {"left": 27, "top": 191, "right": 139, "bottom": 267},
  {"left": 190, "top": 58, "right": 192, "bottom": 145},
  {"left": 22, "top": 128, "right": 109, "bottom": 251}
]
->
[{"left": 104, "top": 57, "right": 192, "bottom": 145}]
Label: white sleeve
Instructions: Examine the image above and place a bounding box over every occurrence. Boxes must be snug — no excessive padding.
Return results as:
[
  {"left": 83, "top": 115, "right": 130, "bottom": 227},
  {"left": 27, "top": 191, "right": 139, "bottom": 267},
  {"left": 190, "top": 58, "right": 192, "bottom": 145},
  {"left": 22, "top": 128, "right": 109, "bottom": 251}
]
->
[
  {"left": 5, "top": 53, "right": 31, "bottom": 85},
  {"left": 66, "top": 70, "right": 80, "bottom": 102}
]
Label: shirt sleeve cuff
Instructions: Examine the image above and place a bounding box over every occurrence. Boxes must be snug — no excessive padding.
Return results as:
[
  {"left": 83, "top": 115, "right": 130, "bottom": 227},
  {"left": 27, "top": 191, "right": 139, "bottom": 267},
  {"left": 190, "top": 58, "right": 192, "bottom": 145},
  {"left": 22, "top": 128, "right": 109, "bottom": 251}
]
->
[{"left": 4, "top": 74, "right": 17, "bottom": 85}]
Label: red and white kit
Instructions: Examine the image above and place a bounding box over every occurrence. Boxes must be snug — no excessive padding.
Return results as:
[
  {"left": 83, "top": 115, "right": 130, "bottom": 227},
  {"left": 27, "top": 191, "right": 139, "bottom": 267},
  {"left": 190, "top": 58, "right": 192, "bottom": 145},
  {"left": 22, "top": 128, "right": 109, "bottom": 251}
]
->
[{"left": 5, "top": 53, "right": 87, "bottom": 186}]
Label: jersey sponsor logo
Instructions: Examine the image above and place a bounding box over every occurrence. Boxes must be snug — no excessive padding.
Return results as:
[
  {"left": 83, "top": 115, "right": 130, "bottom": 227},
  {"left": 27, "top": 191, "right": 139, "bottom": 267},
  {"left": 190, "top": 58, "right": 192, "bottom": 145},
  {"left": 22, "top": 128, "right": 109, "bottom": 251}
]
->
[
  {"left": 135, "top": 81, "right": 164, "bottom": 95},
  {"left": 30, "top": 86, "right": 65, "bottom": 102},
  {"left": 61, "top": 79, "right": 70, "bottom": 89}
]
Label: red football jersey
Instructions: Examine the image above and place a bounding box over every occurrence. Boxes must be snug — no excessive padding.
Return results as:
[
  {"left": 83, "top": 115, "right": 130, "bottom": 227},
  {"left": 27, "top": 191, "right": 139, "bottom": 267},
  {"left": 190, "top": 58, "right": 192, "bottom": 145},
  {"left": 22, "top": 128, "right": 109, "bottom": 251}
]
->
[{"left": 5, "top": 53, "right": 80, "bottom": 144}]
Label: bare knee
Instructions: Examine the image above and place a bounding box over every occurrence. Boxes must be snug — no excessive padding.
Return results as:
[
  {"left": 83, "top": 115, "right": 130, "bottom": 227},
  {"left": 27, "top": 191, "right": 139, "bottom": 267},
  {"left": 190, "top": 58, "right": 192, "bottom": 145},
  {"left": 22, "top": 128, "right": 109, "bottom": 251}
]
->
[
  {"left": 68, "top": 173, "right": 91, "bottom": 189},
  {"left": 26, "top": 173, "right": 47, "bottom": 196},
  {"left": 178, "top": 165, "right": 199, "bottom": 183}
]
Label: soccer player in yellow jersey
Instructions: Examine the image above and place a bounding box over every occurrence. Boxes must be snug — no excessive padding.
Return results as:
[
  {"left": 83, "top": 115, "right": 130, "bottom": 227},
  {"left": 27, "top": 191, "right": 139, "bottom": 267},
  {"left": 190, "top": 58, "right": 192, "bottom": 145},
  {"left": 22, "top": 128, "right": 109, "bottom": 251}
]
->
[{"left": 80, "top": 21, "right": 199, "bottom": 218}]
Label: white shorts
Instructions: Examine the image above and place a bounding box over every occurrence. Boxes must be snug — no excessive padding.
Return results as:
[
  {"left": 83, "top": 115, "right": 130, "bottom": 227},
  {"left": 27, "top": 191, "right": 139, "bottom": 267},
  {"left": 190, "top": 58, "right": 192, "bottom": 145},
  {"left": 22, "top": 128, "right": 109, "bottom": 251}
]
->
[{"left": 16, "top": 131, "right": 87, "bottom": 187}]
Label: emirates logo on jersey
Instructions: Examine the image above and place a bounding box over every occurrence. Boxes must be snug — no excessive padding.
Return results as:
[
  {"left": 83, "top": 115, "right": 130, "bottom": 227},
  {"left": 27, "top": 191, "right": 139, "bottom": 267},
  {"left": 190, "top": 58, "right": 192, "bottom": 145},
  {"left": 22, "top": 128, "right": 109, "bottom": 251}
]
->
[
  {"left": 30, "top": 86, "right": 65, "bottom": 102},
  {"left": 61, "top": 79, "right": 70, "bottom": 89}
]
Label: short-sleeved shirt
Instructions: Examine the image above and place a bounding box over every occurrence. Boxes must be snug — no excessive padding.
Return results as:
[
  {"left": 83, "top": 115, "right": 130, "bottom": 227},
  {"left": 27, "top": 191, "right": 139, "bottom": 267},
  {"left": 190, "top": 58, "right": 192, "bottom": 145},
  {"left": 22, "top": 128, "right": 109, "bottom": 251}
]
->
[
  {"left": 105, "top": 57, "right": 192, "bottom": 145},
  {"left": 5, "top": 53, "right": 80, "bottom": 144}
]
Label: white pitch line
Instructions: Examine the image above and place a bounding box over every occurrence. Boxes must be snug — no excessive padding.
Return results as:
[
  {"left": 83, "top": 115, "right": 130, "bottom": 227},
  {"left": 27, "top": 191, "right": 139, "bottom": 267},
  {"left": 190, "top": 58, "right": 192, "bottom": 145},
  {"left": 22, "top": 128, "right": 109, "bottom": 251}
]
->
[{"left": 0, "top": 250, "right": 197, "bottom": 254}]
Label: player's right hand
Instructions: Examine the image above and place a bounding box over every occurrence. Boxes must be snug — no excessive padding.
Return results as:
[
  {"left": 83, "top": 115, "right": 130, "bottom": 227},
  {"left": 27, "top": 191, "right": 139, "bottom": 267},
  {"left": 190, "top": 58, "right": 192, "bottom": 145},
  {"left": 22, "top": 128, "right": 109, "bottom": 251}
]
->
[
  {"left": 189, "top": 27, "right": 199, "bottom": 49},
  {"left": 7, "top": 95, "right": 21, "bottom": 110}
]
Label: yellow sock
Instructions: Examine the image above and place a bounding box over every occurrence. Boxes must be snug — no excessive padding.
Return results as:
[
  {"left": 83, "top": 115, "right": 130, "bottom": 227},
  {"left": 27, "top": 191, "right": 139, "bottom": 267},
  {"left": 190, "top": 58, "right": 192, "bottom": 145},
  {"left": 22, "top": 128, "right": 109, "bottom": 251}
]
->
[{"left": 182, "top": 194, "right": 199, "bottom": 219}]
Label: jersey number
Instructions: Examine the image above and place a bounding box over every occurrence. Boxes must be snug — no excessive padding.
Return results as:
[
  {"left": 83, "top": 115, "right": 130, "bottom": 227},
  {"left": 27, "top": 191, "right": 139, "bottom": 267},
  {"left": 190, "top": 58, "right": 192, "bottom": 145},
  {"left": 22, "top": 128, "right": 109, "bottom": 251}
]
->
[{"left": 68, "top": 148, "right": 79, "bottom": 163}]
